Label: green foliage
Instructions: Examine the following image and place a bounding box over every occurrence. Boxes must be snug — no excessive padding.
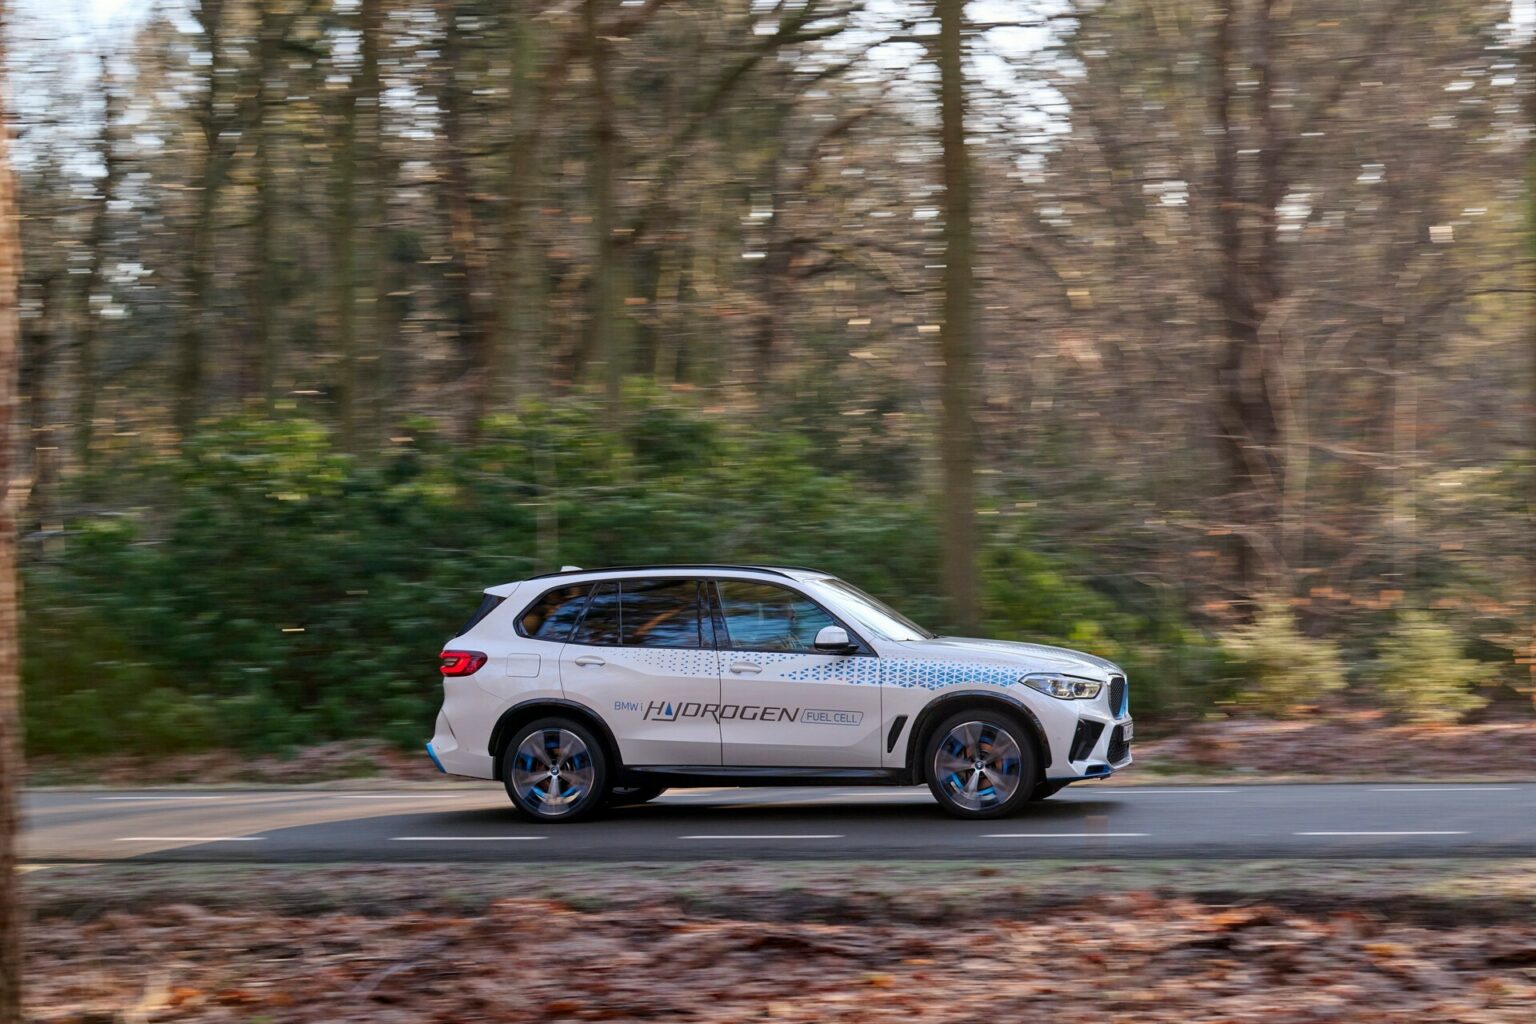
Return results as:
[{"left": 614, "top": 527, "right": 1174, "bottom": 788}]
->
[
  {"left": 1218, "top": 602, "right": 1348, "bottom": 716},
  {"left": 24, "top": 397, "right": 1220, "bottom": 757},
  {"left": 1368, "top": 612, "right": 1493, "bottom": 725}
]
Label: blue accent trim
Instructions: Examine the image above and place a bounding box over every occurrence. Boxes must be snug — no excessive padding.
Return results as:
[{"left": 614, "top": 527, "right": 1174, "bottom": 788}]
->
[
  {"left": 425, "top": 742, "right": 446, "bottom": 774},
  {"left": 1045, "top": 767, "right": 1115, "bottom": 783}
]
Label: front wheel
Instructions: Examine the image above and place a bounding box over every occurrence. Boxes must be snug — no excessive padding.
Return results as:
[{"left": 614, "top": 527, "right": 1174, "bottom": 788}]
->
[
  {"left": 504, "top": 717, "right": 609, "bottom": 822},
  {"left": 924, "top": 710, "right": 1039, "bottom": 819}
]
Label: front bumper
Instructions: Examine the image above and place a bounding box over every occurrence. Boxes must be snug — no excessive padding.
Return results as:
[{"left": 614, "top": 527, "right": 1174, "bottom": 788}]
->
[{"left": 1045, "top": 714, "right": 1133, "bottom": 782}]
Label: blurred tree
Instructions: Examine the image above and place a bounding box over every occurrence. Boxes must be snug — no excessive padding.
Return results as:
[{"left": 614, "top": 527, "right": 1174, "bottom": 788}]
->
[
  {"left": 3, "top": 0, "right": 1529, "bottom": 726},
  {"left": 75, "top": 57, "right": 122, "bottom": 469},
  {"left": 175, "top": 0, "right": 232, "bottom": 438},
  {"left": 0, "top": 0, "right": 26, "bottom": 1013},
  {"left": 936, "top": 0, "right": 978, "bottom": 632}
]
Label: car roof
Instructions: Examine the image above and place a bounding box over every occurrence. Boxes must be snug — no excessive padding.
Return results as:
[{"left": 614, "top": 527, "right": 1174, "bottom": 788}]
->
[{"left": 500, "top": 564, "right": 834, "bottom": 591}]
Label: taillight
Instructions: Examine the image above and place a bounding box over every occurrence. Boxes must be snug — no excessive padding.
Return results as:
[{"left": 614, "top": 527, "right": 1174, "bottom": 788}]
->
[{"left": 439, "top": 650, "right": 488, "bottom": 677}]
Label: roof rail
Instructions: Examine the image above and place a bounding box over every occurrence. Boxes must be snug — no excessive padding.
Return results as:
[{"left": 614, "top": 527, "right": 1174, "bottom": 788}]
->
[{"left": 524, "top": 563, "right": 826, "bottom": 581}]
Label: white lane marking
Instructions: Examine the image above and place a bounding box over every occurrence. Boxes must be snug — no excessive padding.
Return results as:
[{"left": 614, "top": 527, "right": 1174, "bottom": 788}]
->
[
  {"left": 983, "top": 832, "right": 1149, "bottom": 838},
  {"left": 1295, "top": 830, "right": 1468, "bottom": 836},
  {"left": 17, "top": 865, "right": 51, "bottom": 874},
  {"left": 1376, "top": 792, "right": 1517, "bottom": 798},
  {"left": 324, "top": 794, "right": 469, "bottom": 800},
  {"left": 681, "top": 834, "right": 845, "bottom": 840},
  {"left": 390, "top": 836, "right": 547, "bottom": 842},
  {"left": 1102, "top": 789, "right": 1237, "bottom": 795},
  {"left": 96, "top": 796, "right": 227, "bottom": 802},
  {"left": 115, "top": 836, "right": 265, "bottom": 842}
]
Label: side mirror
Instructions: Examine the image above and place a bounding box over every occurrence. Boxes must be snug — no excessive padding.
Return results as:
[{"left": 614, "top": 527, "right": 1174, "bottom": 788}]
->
[{"left": 813, "top": 625, "right": 856, "bottom": 653}]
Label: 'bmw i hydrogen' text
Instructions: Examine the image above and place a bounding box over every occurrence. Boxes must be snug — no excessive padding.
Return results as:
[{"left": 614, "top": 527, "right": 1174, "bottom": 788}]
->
[{"left": 427, "top": 564, "right": 1132, "bottom": 820}]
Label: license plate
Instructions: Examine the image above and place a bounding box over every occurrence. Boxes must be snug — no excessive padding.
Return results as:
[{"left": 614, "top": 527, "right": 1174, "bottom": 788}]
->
[{"left": 1121, "top": 719, "right": 1134, "bottom": 740}]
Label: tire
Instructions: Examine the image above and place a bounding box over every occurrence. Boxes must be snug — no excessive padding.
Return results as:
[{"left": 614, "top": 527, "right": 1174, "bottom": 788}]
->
[
  {"left": 1030, "top": 780, "right": 1069, "bottom": 801},
  {"left": 923, "top": 709, "right": 1039, "bottom": 819},
  {"left": 503, "top": 717, "right": 609, "bottom": 822},
  {"left": 609, "top": 784, "right": 667, "bottom": 807}
]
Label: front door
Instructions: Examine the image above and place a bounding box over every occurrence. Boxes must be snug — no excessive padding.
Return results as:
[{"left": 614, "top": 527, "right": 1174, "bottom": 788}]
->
[
  {"left": 712, "top": 579, "right": 883, "bottom": 767},
  {"left": 559, "top": 577, "right": 721, "bottom": 766}
]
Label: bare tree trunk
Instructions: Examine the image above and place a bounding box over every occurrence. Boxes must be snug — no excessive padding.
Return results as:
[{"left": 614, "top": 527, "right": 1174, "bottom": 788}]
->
[
  {"left": 356, "top": 0, "right": 383, "bottom": 439},
  {"left": 176, "top": 0, "right": 228, "bottom": 439},
  {"left": 0, "top": 34, "right": 28, "bottom": 1019},
  {"left": 1209, "top": 0, "right": 1287, "bottom": 609},
  {"left": 586, "top": 0, "right": 622, "bottom": 429},
  {"left": 251, "top": 4, "right": 279, "bottom": 409},
  {"left": 936, "top": 0, "right": 977, "bottom": 632},
  {"left": 501, "top": 2, "right": 541, "bottom": 408},
  {"left": 439, "top": 0, "right": 497, "bottom": 440},
  {"left": 78, "top": 57, "right": 122, "bottom": 467},
  {"left": 19, "top": 271, "right": 57, "bottom": 531},
  {"left": 335, "top": 47, "right": 359, "bottom": 450},
  {"left": 1525, "top": 30, "right": 1536, "bottom": 703}
]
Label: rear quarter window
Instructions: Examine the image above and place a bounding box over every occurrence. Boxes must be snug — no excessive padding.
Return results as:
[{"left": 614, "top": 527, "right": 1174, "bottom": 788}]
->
[{"left": 518, "top": 584, "right": 592, "bottom": 641}]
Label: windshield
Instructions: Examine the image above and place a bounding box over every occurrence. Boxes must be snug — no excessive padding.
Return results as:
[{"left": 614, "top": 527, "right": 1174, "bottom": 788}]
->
[{"left": 813, "top": 579, "right": 937, "bottom": 641}]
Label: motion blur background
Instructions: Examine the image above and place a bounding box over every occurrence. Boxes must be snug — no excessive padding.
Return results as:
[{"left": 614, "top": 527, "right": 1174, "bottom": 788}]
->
[{"left": 6, "top": 0, "right": 1534, "bottom": 761}]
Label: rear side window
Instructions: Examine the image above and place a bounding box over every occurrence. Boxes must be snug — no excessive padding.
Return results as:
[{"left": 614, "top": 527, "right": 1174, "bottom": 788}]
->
[
  {"left": 621, "top": 578, "right": 702, "bottom": 649},
  {"left": 572, "top": 582, "right": 622, "bottom": 646},
  {"left": 519, "top": 584, "right": 592, "bottom": 641},
  {"left": 568, "top": 578, "right": 704, "bottom": 649}
]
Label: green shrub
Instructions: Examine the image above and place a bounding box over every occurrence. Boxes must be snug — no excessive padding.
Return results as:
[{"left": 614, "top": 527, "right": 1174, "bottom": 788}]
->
[
  {"left": 1218, "top": 601, "right": 1347, "bottom": 716},
  {"left": 1368, "top": 611, "right": 1492, "bottom": 725},
  {"left": 22, "top": 397, "right": 1218, "bottom": 756}
]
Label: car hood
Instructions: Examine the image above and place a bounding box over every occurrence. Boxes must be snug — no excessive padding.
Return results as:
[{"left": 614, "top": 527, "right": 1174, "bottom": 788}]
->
[{"left": 891, "top": 636, "right": 1123, "bottom": 678}]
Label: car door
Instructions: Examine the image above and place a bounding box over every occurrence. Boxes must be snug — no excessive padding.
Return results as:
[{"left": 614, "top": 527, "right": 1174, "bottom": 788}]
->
[
  {"left": 711, "top": 579, "right": 882, "bottom": 768},
  {"left": 559, "top": 577, "right": 722, "bottom": 766}
]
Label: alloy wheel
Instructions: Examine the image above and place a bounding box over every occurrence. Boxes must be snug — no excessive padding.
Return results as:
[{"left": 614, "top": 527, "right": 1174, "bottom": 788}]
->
[
  {"left": 510, "top": 728, "right": 596, "bottom": 817},
  {"left": 932, "top": 719, "right": 1024, "bottom": 811}
]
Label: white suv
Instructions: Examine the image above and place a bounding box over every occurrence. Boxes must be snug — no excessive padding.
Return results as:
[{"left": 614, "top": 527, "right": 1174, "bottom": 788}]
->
[{"left": 426, "top": 564, "right": 1132, "bottom": 820}]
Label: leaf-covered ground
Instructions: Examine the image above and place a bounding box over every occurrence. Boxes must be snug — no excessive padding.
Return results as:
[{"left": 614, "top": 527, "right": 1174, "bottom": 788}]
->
[
  {"left": 1136, "top": 712, "right": 1536, "bottom": 781},
  {"left": 23, "top": 862, "right": 1536, "bottom": 1022}
]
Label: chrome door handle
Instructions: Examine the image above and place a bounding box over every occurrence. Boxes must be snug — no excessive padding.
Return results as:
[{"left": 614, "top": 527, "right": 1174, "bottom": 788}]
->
[
  {"left": 729, "top": 662, "right": 762, "bottom": 675},
  {"left": 573, "top": 655, "right": 606, "bottom": 668}
]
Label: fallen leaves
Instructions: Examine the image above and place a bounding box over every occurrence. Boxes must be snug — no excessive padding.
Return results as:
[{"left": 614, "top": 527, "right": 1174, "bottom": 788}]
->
[
  {"left": 1137, "top": 713, "right": 1536, "bottom": 780},
  {"left": 23, "top": 883, "right": 1536, "bottom": 1023}
]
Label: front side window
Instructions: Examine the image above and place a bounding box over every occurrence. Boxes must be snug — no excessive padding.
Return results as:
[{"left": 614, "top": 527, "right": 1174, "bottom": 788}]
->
[
  {"left": 716, "top": 580, "right": 837, "bottom": 653},
  {"left": 519, "top": 584, "right": 592, "bottom": 641},
  {"left": 569, "top": 578, "right": 704, "bottom": 649}
]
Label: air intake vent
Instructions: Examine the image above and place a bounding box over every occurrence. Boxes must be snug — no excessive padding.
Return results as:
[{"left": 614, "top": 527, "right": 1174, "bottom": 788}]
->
[{"left": 1070, "top": 720, "right": 1105, "bottom": 762}]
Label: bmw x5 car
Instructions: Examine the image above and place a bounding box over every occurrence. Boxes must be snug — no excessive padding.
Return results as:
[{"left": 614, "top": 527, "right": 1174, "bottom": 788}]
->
[{"left": 426, "top": 564, "right": 1132, "bottom": 820}]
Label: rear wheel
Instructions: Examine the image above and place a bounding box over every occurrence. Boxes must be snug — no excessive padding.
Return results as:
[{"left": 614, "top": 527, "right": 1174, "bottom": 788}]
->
[
  {"left": 504, "top": 717, "right": 609, "bottom": 822},
  {"left": 924, "top": 710, "right": 1039, "bottom": 819}
]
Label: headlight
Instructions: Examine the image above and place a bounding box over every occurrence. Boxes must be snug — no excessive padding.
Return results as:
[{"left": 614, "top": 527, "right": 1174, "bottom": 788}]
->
[{"left": 1021, "top": 672, "right": 1103, "bottom": 700}]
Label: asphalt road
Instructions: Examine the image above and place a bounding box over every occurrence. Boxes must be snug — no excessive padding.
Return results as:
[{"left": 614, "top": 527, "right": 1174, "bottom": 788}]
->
[{"left": 19, "top": 781, "right": 1536, "bottom": 863}]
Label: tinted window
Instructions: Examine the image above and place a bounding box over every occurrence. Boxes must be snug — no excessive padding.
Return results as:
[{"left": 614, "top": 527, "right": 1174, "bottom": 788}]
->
[
  {"left": 621, "top": 578, "right": 702, "bottom": 649},
  {"left": 457, "top": 593, "right": 506, "bottom": 637},
  {"left": 572, "top": 581, "right": 622, "bottom": 646},
  {"left": 519, "top": 584, "right": 591, "bottom": 641},
  {"left": 716, "top": 581, "right": 836, "bottom": 653}
]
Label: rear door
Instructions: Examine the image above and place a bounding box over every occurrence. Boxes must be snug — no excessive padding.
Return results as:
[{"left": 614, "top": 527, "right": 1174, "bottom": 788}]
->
[
  {"left": 712, "top": 579, "right": 882, "bottom": 768},
  {"left": 558, "top": 577, "right": 722, "bottom": 766}
]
